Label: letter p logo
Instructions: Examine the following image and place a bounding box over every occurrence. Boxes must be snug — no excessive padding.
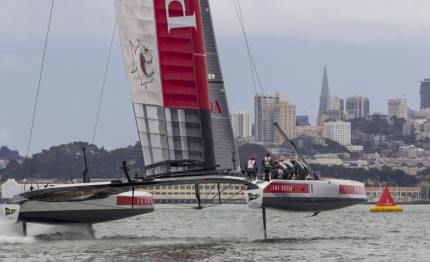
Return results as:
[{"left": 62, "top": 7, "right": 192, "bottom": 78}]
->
[{"left": 165, "top": 0, "right": 197, "bottom": 32}]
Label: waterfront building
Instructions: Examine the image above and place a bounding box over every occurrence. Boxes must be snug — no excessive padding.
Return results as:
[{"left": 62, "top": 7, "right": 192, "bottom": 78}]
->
[
  {"left": 366, "top": 186, "right": 421, "bottom": 203},
  {"left": 330, "top": 95, "right": 344, "bottom": 112},
  {"left": 325, "top": 109, "right": 343, "bottom": 121},
  {"left": 403, "top": 119, "right": 430, "bottom": 139},
  {"left": 346, "top": 145, "right": 364, "bottom": 153},
  {"left": 274, "top": 99, "right": 296, "bottom": 144},
  {"left": 296, "top": 115, "right": 310, "bottom": 126},
  {"left": 388, "top": 98, "right": 408, "bottom": 120},
  {"left": 295, "top": 125, "right": 325, "bottom": 145},
  {"left": 296, "top": 125, "right": 322, "bottom": 137},
  {"left": 323, "top": 120, "right": 351, "bottom": 146},
  {"left": 324, "top": 95, "right": 345, "bottom": 121},
  {"left": 230, "top": 111, "right": 252, "bottom": 138},
  {"left": 146, "top": 184, "right": 247, "bottom": 203},
  {"left": 420, "top": 79, "right": 430, "bottom": 109},
  {"left": 254, "top": 94, "right": 279, "bottom": 143},
  {"left": 346, "top": 96, "right": 370, "bottom": 119}
]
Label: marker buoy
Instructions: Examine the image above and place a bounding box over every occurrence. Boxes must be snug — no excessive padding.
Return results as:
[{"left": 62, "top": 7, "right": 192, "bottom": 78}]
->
[{"left": 369, "top": 186, "right": 402, "bottom": 212}]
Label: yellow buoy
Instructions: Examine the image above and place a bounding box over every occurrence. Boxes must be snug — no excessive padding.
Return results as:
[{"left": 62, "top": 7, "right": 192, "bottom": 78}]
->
[
  {"left": 369, "top": 186, "right": 402, "bottom": 212},
  {"left": 369, "top": 205, "right": 402, "bottom": 212}
]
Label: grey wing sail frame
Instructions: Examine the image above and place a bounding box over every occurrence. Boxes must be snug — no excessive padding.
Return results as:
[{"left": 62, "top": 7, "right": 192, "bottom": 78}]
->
[{"left": 200, "top": 0, "right": 240, "bottom": 171}]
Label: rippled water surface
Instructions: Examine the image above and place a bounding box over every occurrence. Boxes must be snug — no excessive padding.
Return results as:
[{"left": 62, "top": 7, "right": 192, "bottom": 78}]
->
[{"left": 0, "top": 204, "right": 429, "bottom": 261}]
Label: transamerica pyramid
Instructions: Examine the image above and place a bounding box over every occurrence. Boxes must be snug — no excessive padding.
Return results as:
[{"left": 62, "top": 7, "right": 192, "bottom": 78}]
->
[{"left": 318, "top": 66, "right": 330, "bottom": 124}]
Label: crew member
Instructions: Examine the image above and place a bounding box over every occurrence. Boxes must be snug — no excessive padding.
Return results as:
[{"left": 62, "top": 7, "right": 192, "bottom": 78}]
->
[
  {"left": 290, "top": 159, "right": 298, "bottom": 180},
  {"left": 246, "top": 155, "right": 257, "bottom": 180},
  {"left": 261, "top": 152, "right": 274, "bottom": 181},
  {"left": 283, "top": 160, "right": 295, "bottom": 180},
  {"left": 274, "top": 158, "right": 286, "bottom": 180},
  {"left": 295, "top": 160, "right": 307, "bottom": 180}
]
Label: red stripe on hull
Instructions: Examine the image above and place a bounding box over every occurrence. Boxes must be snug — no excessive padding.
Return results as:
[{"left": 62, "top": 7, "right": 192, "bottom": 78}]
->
[
  {"left": 116, "top": 196, "right": 154, "bottom": 206},
  {"left": 154, "top": 0, "right": 210, "bottom": 110},
  {"left": 263, "top": 182, "right": 309, "bottom": 193},
  {"left": 339, "top": 185, "right": 366, "bottom": 195}
]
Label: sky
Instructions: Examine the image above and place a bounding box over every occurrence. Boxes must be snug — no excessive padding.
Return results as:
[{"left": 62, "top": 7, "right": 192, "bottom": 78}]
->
[{"left": 1, "top": 0, "right": 430, "bottom": 155}]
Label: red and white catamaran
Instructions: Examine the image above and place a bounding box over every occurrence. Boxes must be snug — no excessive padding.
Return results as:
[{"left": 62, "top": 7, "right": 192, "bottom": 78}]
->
[{"left": 1, "top": 0, "right": 366, "bottom": 238}]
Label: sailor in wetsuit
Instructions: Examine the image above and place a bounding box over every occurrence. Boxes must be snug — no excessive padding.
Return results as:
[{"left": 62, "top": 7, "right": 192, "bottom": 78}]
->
[
  {"left": 246, "top": 155, "right": 257, "bottom": 180},
  {"left": 274, "top": 158, "right": 286, "bottom": 180},
  {"left": 261, "top": 152, "right": 274, "bottom": 181}
]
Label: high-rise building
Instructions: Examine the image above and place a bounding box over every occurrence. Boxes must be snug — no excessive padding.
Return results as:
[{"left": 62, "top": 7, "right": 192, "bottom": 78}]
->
[
  {"left": 420, "top": 79, "right": 430, "bottom": 109},
  {"left": 254, "top": 94, "right": 279, "bottom": 142},
  {"left": 388, "top": 98, "right": 408, "bottom": 119},
  {"left": 346, "top": 96, "right": 370, "bottom": 119},
  {"left": 230, "top": 111, "right": 252, "bottom": 138},
  {"left": 323, "top": 121, "right": 351, "bottom": 146},
  {"left": 326, "top": 109, "right": 342, "bottom": 121},
  {"left": 325, "top": 95, "right": 345, "bottom": 121},
  {"left": 318, "top": 66, "right": 331, "bottom": 125},
  {"left": 274, "top": 100, "right": 296, "bottom": 144},
  {"left": 330, "top": 96, "right": 344, "bottom": 112},
  {"left": 296, "top": 115, "right": 310, "bottom": 126}
]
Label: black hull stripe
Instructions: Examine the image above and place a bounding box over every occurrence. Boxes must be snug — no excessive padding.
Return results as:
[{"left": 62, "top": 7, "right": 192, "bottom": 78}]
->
[
  {"left": 263, "top": 197, "right": 366, "bottom": 212},
  {"left": 18, "top": 208, "right": 153, "bottom": 224}
]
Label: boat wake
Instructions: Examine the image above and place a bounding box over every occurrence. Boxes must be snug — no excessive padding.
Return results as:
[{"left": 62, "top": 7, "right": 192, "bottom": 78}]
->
[
  {"left": 254, "top": 235, "right": 371, "bottom": 244},
  {"left": 0, "top": 222, "right": 95, "bottom": 242},
  {"left": 0, "top": 223, "right": 35, "bottom": 244},
  {"left": 30, "top": 224, "right": 96, "bottom": 240}
]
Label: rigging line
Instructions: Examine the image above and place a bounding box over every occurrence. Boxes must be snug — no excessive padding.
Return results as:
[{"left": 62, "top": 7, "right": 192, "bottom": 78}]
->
[
  {"left": 237, "top": 1, "right": 265, "bottom": 96},
  {"left": 233, "top": 0, "right": 273, "bottom": 150},
  {"left": 232, "top": 0, "right": 265, "bottom": 96},
  {"left": 23, "top": 0, "right": 55, "bottom": 189},
  {"left": 203, "top": 183, "right": 234, "bottom": 206},
  {"left": 225, "top": 187, "right": 246, "bottom": 201},
  {"left": 91, "top": 20, "right": 117, "bottom": 144},
  {"left": 233, "top": 0, "right": 257, "bottom": 94},
  {"left": 201, "top": 183, "right": 217, "bottom": 202},
  {"left": 237, "top": 0, "right": 278, "bottom": 129},
  {"left": 232, "top": 0, "right": 257, "bottom": 94},
  {"left": 25, "top": 0, "right": 55, "bottom": 160},
  {"left": 204, "top": 188, "right": 246, "bottom": 208},
  {"left": 236, "top": 0, "right": 259, "bottom": 92}
]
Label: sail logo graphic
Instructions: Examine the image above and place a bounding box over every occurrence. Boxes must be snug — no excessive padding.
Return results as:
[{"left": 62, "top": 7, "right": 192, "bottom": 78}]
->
[
  {"left": 246, "top": 189, "right": 263, "bottom": 209},
  {"left": 210, "top": 100, "right": 222, "bottom": 114},
  {"left": 5, "top": 207, "right": 16, "bottom": 216},
  {"left": 165, "top": 0, "right": 197, "bottom": 32},
  {"left": 130, "top": 39, "right": 154, "bottom": 89},
  {"left": 248, "top": 193, "right": 260, "bottom": 201}
]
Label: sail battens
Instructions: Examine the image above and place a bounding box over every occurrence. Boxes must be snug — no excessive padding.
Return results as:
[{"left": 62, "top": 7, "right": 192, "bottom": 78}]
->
[{"left": 116, "top": 0, "right": 232, "bottom": 175}]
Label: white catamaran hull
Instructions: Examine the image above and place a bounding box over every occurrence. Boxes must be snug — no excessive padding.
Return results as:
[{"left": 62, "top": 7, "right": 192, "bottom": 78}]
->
[
  {"left": 17, "top": 191, "right": 154, "bottom": 224},
  {"left": 246, "top": 179, "right": 367, "bottom": 212}
]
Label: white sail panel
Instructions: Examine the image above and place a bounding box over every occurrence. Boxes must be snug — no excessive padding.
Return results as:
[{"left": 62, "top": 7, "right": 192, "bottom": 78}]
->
[
  {"left": 115, "top": 0, "right": 163, "bottom": 106},
  {"left": 115, "top": 0, "right": 216, "bottom": 176}
]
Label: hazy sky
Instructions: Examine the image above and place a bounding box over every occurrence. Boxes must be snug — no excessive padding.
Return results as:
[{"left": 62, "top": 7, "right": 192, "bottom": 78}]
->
[{"left": 1, "top": 0, "right": 430, "bottom": 155}]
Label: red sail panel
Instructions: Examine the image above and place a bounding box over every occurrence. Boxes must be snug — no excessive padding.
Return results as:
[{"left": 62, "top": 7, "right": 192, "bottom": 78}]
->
[
  {"left": 154, "top": 0, "right": 210, "bottom": 110},
  {"left": 376, "top": 186, "right": 396, "bottom": 206}
]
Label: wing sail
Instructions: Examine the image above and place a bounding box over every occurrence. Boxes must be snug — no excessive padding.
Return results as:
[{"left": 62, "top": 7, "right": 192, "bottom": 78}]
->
[
  {"left": 115, "top": 0, "right": 216, "bottom": 176},
  {"left": 200, "top": 0, "right": 240, "bottom": 170}
]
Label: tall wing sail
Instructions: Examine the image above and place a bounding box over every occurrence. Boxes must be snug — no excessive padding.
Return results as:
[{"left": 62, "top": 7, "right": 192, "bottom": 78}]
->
[
  {"left": 115, "top": 0, "right": 216, "bottom": 176},
  {"left": 200, "top": 0, "right": 240, "bottom": 170}
]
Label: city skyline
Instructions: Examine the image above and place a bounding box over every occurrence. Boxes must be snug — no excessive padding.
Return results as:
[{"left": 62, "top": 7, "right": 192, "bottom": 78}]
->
[{"left": 1, "top": 0, "right": 428, "bottom": 154}]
